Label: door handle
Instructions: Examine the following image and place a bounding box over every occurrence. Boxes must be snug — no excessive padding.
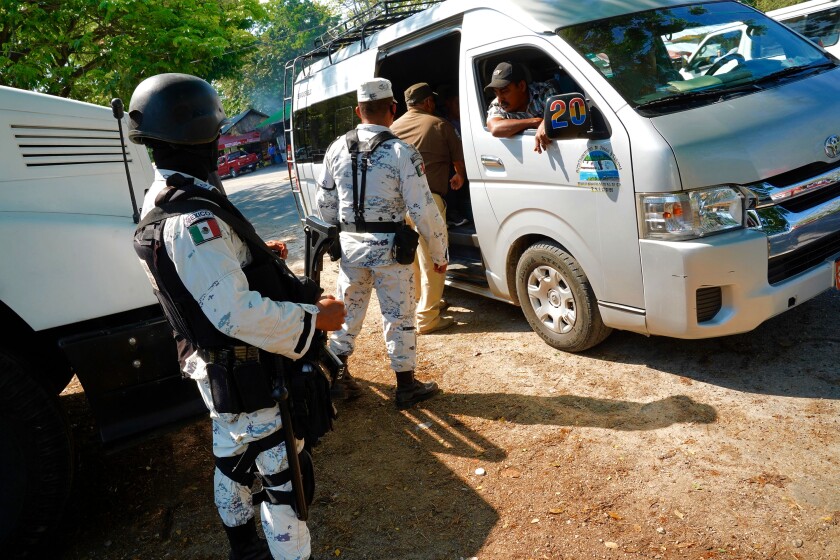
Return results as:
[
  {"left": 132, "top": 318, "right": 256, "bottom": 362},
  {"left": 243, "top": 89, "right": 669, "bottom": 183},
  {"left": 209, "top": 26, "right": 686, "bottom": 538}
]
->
[{"left": 481, "top": 155, "right": 504, "bottom": 169}]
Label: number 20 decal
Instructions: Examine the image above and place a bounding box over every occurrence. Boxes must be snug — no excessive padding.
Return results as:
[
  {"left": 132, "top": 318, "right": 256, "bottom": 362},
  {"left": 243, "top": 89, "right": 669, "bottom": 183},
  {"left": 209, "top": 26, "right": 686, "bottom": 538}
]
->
[{"left": 550, "top": 95, "right": 587, "bottom": 130}]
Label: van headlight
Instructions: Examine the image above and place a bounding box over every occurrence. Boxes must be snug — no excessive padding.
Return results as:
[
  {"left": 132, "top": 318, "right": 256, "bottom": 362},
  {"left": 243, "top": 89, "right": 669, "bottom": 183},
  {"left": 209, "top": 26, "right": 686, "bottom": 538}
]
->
[{"left": 638, "top": 186, "right": 744, "bottom": 241}]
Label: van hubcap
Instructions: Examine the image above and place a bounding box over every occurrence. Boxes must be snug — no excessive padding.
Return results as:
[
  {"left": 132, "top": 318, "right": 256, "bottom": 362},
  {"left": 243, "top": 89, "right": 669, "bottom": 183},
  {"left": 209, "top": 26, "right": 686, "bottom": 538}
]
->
[{"left": 527, "top": 265, "right": 576, "bottom": 334}]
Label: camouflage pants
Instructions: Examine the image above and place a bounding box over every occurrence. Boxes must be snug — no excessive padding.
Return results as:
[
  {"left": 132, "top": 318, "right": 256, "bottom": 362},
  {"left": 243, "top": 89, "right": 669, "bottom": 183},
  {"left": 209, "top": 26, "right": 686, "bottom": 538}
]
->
[
  {"left": 194, "top": 376, "right": 311, "bottom": 560},
  {"left": 330, "top": 262, "right": 417, "bottom": 372}
]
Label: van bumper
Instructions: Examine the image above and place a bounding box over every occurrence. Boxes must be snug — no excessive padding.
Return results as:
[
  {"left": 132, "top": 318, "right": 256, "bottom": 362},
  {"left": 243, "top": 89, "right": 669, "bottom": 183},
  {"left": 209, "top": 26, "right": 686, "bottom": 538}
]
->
[{"left": 638, "top": 228, "right": 837, "bottom": 338}]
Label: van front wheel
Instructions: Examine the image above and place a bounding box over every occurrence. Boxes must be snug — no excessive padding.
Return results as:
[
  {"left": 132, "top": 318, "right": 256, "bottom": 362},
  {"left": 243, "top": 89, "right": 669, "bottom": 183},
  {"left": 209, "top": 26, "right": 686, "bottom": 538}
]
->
[{"left": 515, "top": 242, "right": 611, "bottom": 352}]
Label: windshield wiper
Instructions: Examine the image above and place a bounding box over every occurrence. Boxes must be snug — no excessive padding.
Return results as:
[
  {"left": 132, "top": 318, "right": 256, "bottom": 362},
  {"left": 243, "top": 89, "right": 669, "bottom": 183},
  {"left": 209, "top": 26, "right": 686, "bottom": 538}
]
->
[
  {"left": 636, "top": 61, "right": 837, "bottom": 111},
  {"left": 635, "top": 87, "right": 749, "bottom": 110},
  {"left": 751, "top": 60, "right": 836, "bottom": 86}
]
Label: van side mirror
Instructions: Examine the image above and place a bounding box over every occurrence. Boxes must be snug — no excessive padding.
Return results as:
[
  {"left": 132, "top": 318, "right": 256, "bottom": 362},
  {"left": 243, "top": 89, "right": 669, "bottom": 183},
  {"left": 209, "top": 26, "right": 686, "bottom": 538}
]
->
[
  {"left": 543, "top": 93, "right": 590, "bottom": 140},
  {"left": 543, "top": 93, "right": 611, "bottom": 140}
]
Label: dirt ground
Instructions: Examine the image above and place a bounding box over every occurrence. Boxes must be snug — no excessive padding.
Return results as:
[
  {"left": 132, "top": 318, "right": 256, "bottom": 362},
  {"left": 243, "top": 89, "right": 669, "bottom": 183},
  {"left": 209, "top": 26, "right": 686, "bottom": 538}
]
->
[{"left": 60, "top": 259, "right": 840, "bottom": 560}]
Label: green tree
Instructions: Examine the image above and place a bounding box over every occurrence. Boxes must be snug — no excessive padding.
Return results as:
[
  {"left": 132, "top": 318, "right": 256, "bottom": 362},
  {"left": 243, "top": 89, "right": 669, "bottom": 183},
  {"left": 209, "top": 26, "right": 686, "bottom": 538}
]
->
[
  {"left": 0, "top": 0, "right": 264, "bottom": 104},
  {"left": 215, "top": 0, "right": 337, "bottom": 116}
]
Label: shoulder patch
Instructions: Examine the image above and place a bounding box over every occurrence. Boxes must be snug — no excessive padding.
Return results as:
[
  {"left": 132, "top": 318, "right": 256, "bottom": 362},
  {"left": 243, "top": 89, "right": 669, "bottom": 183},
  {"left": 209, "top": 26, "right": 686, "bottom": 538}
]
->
[
  {"left": 187, "top": 217, "right": 222, "bottom": 245},
  {"left": 184, "top": 209, "right": 215, "bottom": 227},
  {"left": 410, "top": 152, "right": 426, "bottom": 177}
]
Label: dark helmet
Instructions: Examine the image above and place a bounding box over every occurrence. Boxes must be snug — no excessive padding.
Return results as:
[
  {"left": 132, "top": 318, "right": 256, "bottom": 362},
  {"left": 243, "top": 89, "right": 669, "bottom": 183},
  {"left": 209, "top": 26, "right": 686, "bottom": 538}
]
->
[{"left": 128, "top": 73, "right": 227, "bottom": 145}]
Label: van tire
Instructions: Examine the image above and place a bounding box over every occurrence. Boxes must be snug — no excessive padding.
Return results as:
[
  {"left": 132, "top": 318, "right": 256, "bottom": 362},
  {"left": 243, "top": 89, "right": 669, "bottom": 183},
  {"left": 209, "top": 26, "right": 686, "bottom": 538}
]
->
[
  {"left": 230, "top": 168, "right": 239, "bottom": 178},
  {"left": 515, "top": 242, "right": 611, "bottom": 352},
  {"left": 0, "top": 351, "right": 74, "bottom": 558}
]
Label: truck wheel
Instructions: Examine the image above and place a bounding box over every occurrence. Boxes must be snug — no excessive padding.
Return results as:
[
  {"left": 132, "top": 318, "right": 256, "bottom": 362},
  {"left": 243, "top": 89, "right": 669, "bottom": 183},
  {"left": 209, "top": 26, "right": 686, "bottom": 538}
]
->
[
  {"left": 230, "top": 168, "right": 239, "bottom": 178},
  {"left": 515, "top": 242, "right": 612, "bottom": 352},
  {"left": 0, "top": 351, "right": 74, "bottom": 558}
]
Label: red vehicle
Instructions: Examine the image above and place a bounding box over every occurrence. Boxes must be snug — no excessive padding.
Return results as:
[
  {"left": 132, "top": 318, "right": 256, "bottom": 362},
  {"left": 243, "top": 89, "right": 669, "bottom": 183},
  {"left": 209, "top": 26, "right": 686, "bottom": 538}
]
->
[{"left": 217, "top": 150, "right": 259, "bottom": 178}]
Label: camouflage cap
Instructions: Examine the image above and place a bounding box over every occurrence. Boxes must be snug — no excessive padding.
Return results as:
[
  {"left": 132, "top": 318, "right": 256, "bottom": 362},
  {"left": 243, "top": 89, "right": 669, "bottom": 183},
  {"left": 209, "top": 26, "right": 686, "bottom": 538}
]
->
[{"left": 357, "top": 78, "right": 394, "bottom": 102}]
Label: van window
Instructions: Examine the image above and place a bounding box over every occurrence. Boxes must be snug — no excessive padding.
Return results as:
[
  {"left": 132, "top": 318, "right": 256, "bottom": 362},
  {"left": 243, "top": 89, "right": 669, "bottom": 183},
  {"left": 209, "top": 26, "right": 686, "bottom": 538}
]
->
[
  {"left": 475, "top": 47, "right": 582, "bottom": 124},
  {"left": 557, "top": 1, "right": 835, "bottom": 115},
  {"left": 292, "top": 91, "right": 358, "bottom": 163},
  {"left": 781, "top": 7, "right": 840, "bottom": 48}
]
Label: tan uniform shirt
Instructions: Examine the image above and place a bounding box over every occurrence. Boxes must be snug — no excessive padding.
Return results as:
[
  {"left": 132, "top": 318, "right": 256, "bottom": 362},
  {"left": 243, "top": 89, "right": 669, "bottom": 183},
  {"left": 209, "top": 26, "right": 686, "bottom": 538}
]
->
[{"left": 390, "top": 107, "right": 464, "bottom": 196}]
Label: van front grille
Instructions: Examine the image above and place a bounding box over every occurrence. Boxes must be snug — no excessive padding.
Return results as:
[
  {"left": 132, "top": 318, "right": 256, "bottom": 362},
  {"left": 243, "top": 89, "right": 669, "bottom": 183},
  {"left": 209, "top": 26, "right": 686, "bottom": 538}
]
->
[
  {"left": 768, "top": 228, "right": 840, "bottom": 284},
  {"left": 12, "top": 124, "right": 130, "bottom": 167}
]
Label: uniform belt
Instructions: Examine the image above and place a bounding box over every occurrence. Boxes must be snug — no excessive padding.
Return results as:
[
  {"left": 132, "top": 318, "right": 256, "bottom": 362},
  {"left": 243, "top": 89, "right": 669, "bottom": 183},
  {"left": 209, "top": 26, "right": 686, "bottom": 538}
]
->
[
  {"left": 338, "top": 221, "right": 403, "bottom": 234},
  {"left": 201, "top": 345, "right": 260, "bottom": 365}
]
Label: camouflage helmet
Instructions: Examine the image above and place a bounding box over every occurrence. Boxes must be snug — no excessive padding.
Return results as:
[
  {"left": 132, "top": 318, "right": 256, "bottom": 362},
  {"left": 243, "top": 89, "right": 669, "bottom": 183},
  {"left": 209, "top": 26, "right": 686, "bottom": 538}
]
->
[{"left": 128, "top": 73, "right": 227, "bottom": 145}]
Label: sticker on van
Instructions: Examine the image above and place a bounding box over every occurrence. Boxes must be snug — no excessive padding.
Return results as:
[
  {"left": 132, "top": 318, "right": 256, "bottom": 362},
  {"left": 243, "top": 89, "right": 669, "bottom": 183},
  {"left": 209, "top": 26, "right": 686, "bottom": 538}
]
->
[{"left": 576, "top": 145, "right": 622, "bottom": 191}]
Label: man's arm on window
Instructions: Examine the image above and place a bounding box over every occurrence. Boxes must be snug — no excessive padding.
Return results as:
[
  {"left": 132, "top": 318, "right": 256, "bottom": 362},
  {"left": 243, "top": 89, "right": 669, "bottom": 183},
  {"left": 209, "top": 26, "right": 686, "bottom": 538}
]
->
[{"left": 486, "top": 116, "right": 543, "bottom": 138}]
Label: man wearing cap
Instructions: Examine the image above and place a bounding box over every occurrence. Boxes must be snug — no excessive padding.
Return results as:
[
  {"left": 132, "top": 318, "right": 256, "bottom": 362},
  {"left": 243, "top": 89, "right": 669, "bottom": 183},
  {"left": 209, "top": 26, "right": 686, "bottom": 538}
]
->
[
  {"left": 390, "top": 82, "right": 466, "bottom": 335},
  {"left": 485, "top": 61, "right": 561, "bottom": 154},
  {"left": 315, "top": 77, "right": 448, "bottom": 409}
]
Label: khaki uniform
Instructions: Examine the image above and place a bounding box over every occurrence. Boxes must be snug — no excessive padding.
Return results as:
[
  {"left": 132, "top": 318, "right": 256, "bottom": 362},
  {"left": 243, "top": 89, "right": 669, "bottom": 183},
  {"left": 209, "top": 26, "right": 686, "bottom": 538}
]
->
[
  {"left": 391, "top": 108, "right": 464, "bottom": 331},
  {"left": 316, "top": 123, "right": 447, "bottom": 371}
]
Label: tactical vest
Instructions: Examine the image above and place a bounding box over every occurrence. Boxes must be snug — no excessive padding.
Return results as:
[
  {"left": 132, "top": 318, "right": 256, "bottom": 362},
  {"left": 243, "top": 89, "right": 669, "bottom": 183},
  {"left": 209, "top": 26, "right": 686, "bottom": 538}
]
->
[
  {"left": 133, "top": 176, "right": 334, "bottom": 444},
  {"left": 134, "top": 176, "right": 320, "bottom": 360}
]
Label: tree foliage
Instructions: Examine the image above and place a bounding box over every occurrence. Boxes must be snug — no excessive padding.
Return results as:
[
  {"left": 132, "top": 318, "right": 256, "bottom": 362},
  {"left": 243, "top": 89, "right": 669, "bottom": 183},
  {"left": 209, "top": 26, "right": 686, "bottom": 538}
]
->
[
  {"left": 215, "top": 0, "right": 337, "bottom": 116},
  {"left": 0, "top": 0, "right": 264, "bottom": 104}
]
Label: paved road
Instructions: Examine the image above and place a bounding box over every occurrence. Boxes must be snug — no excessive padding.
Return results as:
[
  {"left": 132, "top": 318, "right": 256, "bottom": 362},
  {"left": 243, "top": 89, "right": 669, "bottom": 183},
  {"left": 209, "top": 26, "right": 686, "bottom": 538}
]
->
[{"left": 220, "top": 164, "right": 306, "bottom": 271}]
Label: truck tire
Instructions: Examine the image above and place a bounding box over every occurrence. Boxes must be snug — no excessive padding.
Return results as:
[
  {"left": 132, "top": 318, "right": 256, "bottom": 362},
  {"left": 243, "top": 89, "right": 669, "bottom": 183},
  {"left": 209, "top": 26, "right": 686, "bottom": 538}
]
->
[
  {"left": 0, "top": 351, "right": 74, "bottom": 558},
  {"left": 230, "top": 167, "right": 239, "bottom": 178},
  {"left": 515, "top": 241, "right": 612, "bottom": 352}
]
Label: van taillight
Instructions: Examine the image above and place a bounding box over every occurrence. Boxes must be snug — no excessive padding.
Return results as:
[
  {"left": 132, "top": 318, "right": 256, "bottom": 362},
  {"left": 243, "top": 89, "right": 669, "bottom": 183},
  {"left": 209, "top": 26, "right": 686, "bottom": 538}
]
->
[{"left": 286, "top": 145, "right": 292, "bottom": 161}]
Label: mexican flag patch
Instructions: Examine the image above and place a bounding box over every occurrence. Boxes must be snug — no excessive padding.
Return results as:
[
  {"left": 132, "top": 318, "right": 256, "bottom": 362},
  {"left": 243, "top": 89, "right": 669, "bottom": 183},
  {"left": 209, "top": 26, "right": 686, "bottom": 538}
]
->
[
  {"left": 188, "top": 218, "right": 221, "bottom": 245},
  {"left": 411, "top": 153, "right": 426, "bottom": 177}
]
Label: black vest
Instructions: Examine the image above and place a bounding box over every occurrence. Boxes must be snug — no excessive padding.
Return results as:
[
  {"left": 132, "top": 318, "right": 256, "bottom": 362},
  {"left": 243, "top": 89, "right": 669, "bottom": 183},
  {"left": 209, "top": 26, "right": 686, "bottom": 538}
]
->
[{"left": 133, "top": 175, "right": 320, "bottom": 362}]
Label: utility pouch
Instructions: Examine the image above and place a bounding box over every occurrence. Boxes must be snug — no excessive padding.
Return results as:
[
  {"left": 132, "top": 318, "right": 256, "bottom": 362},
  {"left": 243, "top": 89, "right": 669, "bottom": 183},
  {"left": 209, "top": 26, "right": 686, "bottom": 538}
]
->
[
  {"left": 207, "top": 362, "right": 242, "bottom": 414},
  {"left": 233, "top": 361, "right": 276, "bottom": 413},
  {"left": 392, "top": 224, "right": 420, "bottom": 265},
  {"left": 287, "top": 360, "right": 336, "bottom": 445}
]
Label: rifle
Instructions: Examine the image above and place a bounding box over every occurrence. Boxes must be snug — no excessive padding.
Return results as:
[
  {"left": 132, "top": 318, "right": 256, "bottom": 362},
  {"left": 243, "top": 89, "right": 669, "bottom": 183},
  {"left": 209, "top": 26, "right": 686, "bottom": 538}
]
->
[
  {"left": 302, "top": 216, "right": 344, "bottom": 382},
  {"left": 269, "top": 215, "right": 340, "bottom": 522}
]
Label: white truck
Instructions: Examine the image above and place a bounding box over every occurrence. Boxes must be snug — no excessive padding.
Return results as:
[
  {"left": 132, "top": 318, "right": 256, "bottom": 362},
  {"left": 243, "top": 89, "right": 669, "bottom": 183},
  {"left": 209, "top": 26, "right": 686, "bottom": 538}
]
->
[{"left": 0, "top": 86, "right": 203, "bottom": 557}]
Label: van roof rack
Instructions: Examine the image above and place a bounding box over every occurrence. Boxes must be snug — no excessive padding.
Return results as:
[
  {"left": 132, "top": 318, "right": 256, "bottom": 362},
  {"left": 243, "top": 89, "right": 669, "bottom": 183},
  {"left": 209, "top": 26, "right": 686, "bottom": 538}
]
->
[{"left": 308, "top": 0, "right": 444, "bottom": 59}]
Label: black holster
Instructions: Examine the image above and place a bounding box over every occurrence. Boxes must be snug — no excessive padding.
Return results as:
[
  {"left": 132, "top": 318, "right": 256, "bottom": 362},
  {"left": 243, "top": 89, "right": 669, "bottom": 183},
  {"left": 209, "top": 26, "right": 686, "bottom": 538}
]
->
[{"left": 392, "top": 224, "right": 420, "bottom": 265}]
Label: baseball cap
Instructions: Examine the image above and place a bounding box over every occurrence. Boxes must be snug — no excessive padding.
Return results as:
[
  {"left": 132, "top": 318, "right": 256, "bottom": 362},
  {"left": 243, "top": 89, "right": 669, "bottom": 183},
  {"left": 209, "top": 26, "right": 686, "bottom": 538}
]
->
[
  {"left": 484, "top": 61, "right": 526, "bottom": 91},
  {"left": 357, "top": 78, "right": 394, "bottom": 102},
  {"left": 404, "top": 82, "right": 436, "bottom": 105}
]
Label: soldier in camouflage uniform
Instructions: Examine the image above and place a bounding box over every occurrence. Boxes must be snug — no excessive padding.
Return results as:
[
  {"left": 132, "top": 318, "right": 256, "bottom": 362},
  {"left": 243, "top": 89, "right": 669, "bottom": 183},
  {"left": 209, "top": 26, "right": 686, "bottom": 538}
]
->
[
  {"left": 484, "top": 61, "right": 561, "bottom": 154},
  {"left": 316, "top": 78, "right": 448, "bottom": 409},
  {"left": 129, "top": 73, "right": 345, "bottom": 560}
]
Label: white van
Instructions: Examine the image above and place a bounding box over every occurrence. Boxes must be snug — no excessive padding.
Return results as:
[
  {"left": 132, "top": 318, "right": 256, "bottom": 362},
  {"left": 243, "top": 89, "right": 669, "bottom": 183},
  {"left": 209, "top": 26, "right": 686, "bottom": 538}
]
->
[
  {"left": 769, "top": 0, "right": 840, "bottom": 58},
  {"left": 284, "top": 0, "right": 840, "bottom": 352}
]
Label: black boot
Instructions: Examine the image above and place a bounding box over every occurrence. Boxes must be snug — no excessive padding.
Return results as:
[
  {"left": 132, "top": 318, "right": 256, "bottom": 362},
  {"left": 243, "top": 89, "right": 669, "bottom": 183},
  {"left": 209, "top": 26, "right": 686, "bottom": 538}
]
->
[
  {"left": 394, "top": 371, "right": 439, "bottom": 409},
  {"left": 223, "top": 519, "right": 272, "bottom": 560},
  {"left": 330, "top": 355, "right": 363, "bottom": 400}
]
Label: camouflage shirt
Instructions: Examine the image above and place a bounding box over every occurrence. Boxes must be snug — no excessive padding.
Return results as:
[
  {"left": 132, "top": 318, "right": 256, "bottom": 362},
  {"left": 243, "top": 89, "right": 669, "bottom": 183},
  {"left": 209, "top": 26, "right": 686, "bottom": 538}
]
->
[{"left": 316, "top": 124, "right": 448, "bottom": 268}]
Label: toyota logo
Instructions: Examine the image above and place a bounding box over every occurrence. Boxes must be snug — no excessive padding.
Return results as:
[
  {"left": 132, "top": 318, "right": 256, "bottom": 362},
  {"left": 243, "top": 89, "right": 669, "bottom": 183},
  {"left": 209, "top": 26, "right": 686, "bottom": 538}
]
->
[{"left": 826, "top": 135, "right": 840, "bottom": 158}]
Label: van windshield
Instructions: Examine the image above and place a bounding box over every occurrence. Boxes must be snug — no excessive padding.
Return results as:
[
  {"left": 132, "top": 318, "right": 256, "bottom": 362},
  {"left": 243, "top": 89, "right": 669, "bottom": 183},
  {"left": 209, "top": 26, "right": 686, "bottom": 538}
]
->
[{"left": 557, "top": 1, "right": 836, "bottom": 115}]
